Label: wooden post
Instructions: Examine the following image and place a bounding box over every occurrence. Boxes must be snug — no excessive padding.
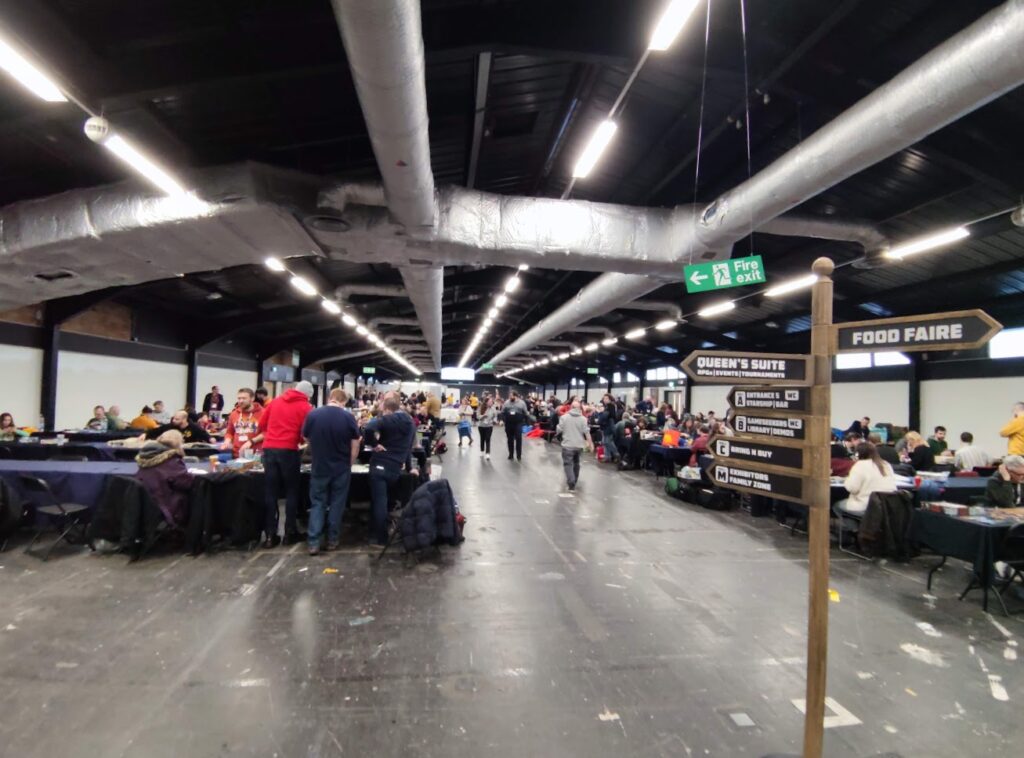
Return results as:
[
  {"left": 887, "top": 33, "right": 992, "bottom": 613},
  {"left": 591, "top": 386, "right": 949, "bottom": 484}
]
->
[{"left": 803, "top": 257, "right": 834, "bottom": 758}]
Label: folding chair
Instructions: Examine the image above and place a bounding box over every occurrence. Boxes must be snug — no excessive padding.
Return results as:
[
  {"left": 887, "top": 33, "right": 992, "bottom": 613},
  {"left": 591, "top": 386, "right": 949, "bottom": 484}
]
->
[{"left": 18, "top": 475, "right": 90, "bottom": 561}]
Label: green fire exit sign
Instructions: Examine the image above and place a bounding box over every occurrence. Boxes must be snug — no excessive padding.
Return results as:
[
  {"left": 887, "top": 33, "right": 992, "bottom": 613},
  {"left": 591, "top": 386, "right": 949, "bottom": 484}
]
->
[{"left": 684, "top": 255, "right": 766, "bottom": 294}]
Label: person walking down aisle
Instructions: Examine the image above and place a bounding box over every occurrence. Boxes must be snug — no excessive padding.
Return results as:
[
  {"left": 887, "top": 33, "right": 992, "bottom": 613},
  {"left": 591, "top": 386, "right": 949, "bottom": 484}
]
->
[
  {"left": 457, "top": 397, "right": 474, "bottom": 447},
  {"left": 477, "top": 396, "right": 497, "bottom": 459},
  {"left": 557, "top": 400, "right": 592, "bottom": 491},
  {"left": 302, "top": 388, "right": 361, "bottom": 556},
  {"left": 502, "top": 391, "right": 529, "bottom": 461},
  {"left": 243, "top": 380, "right": 313, "bottom": 548},
  {"left": 362, "top": 395, "right": 416, "bottom": 547}
]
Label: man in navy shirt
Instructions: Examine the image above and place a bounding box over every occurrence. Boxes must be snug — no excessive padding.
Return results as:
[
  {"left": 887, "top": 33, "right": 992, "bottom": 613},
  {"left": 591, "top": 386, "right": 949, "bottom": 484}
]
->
[
  {"left": 301, "top": 388, "right": 361, "bottom": 555},
  {"left": 362, "top": 395, "right": 416, "bottom": 546}
]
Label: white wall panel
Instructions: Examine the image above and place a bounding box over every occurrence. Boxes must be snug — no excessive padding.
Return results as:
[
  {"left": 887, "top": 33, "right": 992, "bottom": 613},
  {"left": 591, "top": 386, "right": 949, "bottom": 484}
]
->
[
  {"left": 1, "top": 345, "right": 42, "bottom": 426},
  {"left": 831, "top": 381, "right": 908, "bottom": 429},
  {"left": 56, "top": 352, "right": 187, "bottom": 430},
  {"left": 691, "top": 385, "right": 731, "bottom": 416},
  {"left": 195, "top": 365, "right": 259, "bottom": 406},
  {"left": 921, "top": 377, "right": 1022, "bottom": 458}
]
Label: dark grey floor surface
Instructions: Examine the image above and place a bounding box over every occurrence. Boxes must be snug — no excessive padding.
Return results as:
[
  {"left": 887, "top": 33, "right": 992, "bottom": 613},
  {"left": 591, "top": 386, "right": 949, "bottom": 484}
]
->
[{"left": 0, "top": 438, "right": 1020, "bottom": 757}]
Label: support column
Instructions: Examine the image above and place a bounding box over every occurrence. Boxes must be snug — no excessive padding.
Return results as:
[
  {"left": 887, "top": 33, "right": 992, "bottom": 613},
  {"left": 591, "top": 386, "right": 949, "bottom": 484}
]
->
[
  {"left": 908, "top": 356, "right": 921, "bottom": 431},
  {"left": 39, "top": 313, "right": 60, "bottom": 431},
  {"left": 186, "top": 346, "right": 199, "bottom": 410},
  {"left": 683, "top": 378, "right": 692, "bottom": 414}
]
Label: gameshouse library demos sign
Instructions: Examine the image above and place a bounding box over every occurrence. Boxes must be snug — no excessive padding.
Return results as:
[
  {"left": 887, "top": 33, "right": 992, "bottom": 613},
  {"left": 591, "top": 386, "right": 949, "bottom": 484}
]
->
[{"left": 732, "top": 413, "right": 806, "bottom": 440}]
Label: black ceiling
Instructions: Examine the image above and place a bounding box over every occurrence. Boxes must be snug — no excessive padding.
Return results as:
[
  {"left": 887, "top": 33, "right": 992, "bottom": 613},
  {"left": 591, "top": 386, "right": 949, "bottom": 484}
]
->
[{"left": 1, "top": 0, "right": 1022, "bottom": 379}]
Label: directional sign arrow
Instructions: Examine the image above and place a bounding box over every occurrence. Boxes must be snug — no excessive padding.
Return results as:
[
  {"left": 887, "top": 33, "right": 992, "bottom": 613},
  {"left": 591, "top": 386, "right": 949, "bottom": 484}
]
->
[
  {"left": 710, "top": 434, "right": 809, "bottom": 474},
  {"left": 832, "top": 309, "right": 1001, "bottom": 353},
  {"left": 710, "top": 462, "right": 807, "bottom": 504},
  {"left": 689, "top": 271, "right": 708, "bottom": 286},
  {"left": 681, "top": 350, "right": 813, "bottom": 386}
]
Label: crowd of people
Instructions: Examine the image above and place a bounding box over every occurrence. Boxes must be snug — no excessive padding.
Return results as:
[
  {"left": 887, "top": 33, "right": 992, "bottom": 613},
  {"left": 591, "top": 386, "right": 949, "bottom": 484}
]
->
[{"left": 6, "top": 383, "right": 1024, "bottom": 549}]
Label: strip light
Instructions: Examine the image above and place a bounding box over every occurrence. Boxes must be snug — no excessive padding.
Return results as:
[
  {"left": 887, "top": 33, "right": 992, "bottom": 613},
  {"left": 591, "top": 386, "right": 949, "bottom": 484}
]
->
[
  {"left": 265, "top": 262, "right": 421, "bottom": 375},
  {"left": 462, "top": 269, "right": 525, "bottom": 368},
  {"left": 655, "top": 319, "right": 677, "bottom": 331},
  {"left": 101, "top": 135, "right": 191, "bottom": 198},
  {"left": 886, "top": 226, "right": 969, "bottom": 260},
  {"left": 572, "top": 120, "right": 617, "bottom": 179},
  {"left": 649, "top": 0, "right": 702, "bottom": 51},
  {"left": 697, "top": 301, "right": 736, "bottom": 318},
  {"left": 625, "top": 328, "right": 646, "bottom": 339},
  {"left": 289, "top": 275, "right": 318, "bottom": 297},
  {"left": 765, "top": 274, "right": 818, "bottom": 298},
  {"left": 0, "top": 36, "right": 67, "bottom": 102}
]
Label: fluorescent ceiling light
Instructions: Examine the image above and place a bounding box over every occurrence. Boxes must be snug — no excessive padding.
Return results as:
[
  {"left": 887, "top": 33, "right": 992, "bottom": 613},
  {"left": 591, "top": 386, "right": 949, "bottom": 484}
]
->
[
  {"left": 504, "top": 277, "right": 520, "bottom": 293},
  {"left": 0, "top": 37, "right": 67, "bottom": 102},
  {"left": 518, "top": 263, "right": 530, "bottom": 271},
  {"left": 356, "top": 325, "right": 368, "bottom": 335},
  {"left": 289, "top": 275, "right": 318, "bottom": 297},
  {"left": 483, "top": 317, "right": 493, "bottom": 327},
  {"left": 540, "top": 359, "right": 549, "bottom": 365},
  {"left": 488, "top": 307, "right": 499, "bottom": 318},
  {"left": 571, "top": 348, "right": 583, "bottom": 356},
  {"left": 102, "top": 134, "right": 190, "bottom": 197},
  {"left": 625, "top": 328, "right": 646, "bottom": 339},
  {"left": 572, "top": 120, "right": 617, "bottom": 179},
  {"left": 655, "top": 319, "right": 676, "bottom": 331},
  {"left": 649, "top": 0, "right": 702, "bottom": 51},
  {"left": 342, "top": 313, "right": 357, "bottom": 327},
  {"left": 264, "top": 257, "right": 286, "bottom": 272},
  {"left": 321, "top": 299, "right": 341, "bottom": 315},
  {"left": 886, "top": 226, "right": 969, "bottom": 260},
  {"left": 496, "top": 294, "right": 508, "bottom": 307},
  {"left": 585, "top": 342, "right": 599, "bottom": 352},
  {"left": 765, "top": 274, "right": 818, "bottom": 298},
  {"left": 697, "top": 301, "right": 736, "bottom": 318},
  {"left": 601, "top": 337, "right": 618, "bottom": 346},
  {"left": 560, "top": 353, "right": 570, "bottom": 360}
]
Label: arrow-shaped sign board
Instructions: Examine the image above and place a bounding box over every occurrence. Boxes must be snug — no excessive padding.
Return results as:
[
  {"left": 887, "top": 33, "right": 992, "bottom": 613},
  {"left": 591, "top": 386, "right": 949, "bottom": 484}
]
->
[
  {"left": 710, "top": 463, "right": 807, "bottom": 504},
  {"left": 681, "top": 350, "right": 813, "bottom": 386},
  {"left": 832, "top": 309, "right": 1001, "bottom": 353},
  {"left": 733, "top": 413, "right": 806, "bottom": 440},
  {"left": 710, "top": 434, "right": 809, "bottom": 474},
  {"left": 728, "top": 386, "right": 810, "bottom": 414}
]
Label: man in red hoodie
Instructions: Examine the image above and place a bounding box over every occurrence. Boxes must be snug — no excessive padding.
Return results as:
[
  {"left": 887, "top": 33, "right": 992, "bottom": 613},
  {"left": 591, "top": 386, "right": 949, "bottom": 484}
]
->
[
  {"left": 242, "top": 380, "right": 313, "bottom": 547},
  {"left": 220, "top": 388, "right": 262, "bottom": 458}
]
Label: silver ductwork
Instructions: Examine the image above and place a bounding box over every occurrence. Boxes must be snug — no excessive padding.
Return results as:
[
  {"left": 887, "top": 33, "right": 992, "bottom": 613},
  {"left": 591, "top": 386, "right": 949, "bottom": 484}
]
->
[
  {"left": 335, "top": 283, "right": 408, "bottom": 300},
  {"left": 331, "top": 0, "right": 442, "bottom": 371},
  {"left": 0, "top": 164, "right": 319, "bottom": 310},
  {"left": 319, "top": 347, "right": 382, "bottom": 365},
  {"left": 757, "top": 214, "right": 888, "bottom": 253},
  {"left": 569, "top": 325, "right": 616, "bottom": 338},
  {"left": 369, "top": 316, "right": 421, "bottom": 329},
  {"left": 491, "top": 0, "right": 1024, "bottom": 366},
  {"left": 617, "top": 300, "right": 685, "bottom": 322}
]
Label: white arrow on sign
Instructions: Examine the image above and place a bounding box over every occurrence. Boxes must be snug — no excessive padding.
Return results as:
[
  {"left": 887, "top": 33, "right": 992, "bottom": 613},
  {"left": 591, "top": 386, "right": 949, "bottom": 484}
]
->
[{"left": 689, "top": 271, "right": 708, "bottom": 286}]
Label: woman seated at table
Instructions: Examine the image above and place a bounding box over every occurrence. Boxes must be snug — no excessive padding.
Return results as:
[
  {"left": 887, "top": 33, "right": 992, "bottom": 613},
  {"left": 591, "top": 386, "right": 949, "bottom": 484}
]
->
[
  {"left": 836, "top": 442, "right": 897, "bottom": 515},
  {"left": 902, "top": 431, "right": 935, "bottom": 472},
  {"left": 134, "top": 429, "right": 194, "bottom": 529},
  {"left": 0, "top": 412, "right": 28, "bottom": 442}
]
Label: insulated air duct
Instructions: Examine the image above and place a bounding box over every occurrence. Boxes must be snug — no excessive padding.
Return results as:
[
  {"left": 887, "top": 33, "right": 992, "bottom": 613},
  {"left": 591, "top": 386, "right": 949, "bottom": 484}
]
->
[
  {"left": 490, "top": 0, "right": 1024, "bottom": 366},
  {"left": 617, "top": 300, "right": 685, "bottom": 322},
  {"left": 331, "top": 0, "right": 442, "bottom": 370},
  {"left": 369, "top": 316, "right": 420, "bottom": 329},
  {"left": 335, "top": 283, "right": 408, "bottom": 300}
]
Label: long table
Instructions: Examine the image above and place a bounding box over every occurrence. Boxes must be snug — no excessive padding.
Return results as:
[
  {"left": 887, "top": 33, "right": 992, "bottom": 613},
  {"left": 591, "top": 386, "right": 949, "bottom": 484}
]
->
[
  {"left": 908, "top": 508, "right": 1018, "bottom": 613},
  {"left": 0, "top": 459, "right": 417, "bottom": 514}
]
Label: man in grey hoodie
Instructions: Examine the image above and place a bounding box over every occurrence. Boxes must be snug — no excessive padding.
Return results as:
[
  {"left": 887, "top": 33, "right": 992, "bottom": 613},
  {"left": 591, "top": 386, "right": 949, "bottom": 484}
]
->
[{"left": 557, "top": 400, "right": 592, "bottom": 491}]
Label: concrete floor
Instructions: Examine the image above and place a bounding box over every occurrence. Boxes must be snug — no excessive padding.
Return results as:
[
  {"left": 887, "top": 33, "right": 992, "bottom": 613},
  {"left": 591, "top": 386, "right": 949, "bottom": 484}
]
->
[{"left": 0, "top": 437, "right": 1020, "bottom": 757}]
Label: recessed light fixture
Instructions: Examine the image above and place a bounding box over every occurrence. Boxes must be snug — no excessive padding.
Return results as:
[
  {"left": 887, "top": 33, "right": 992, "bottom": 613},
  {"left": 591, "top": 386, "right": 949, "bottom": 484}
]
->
[
  {"left": 264, "top": 257, "right": 286, "bottom": 272},
  {"left": 655, "top": 319, "right": 676, "bottom": 331},
  {"left": 626, "top": 328, "right": 646, "bottom": 339},
  {"left": 697, "top": 301, "right": 736, "bottom": 318}
]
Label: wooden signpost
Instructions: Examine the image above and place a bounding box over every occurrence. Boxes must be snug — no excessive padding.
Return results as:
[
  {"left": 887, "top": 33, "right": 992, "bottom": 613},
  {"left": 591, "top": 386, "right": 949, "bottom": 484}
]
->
[{"left": 683, "top": 260, "right": 1002, "bottom": 757}]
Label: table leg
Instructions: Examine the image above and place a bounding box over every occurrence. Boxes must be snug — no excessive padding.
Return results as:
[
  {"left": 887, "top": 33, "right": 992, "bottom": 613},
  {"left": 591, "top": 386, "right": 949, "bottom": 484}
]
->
[{"left": 926, "top": 555, "right": 947, "bottom": 591}]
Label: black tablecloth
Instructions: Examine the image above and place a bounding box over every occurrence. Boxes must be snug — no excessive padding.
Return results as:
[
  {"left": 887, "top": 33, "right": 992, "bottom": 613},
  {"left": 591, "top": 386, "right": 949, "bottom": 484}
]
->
[{"left": 908, "top": 509, "right": 1012, "bottom": 588}]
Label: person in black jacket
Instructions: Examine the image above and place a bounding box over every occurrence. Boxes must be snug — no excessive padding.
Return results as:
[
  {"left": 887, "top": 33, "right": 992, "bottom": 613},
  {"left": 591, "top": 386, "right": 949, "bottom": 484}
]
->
[
  {"left": 145, "top": 410, "right": 211, "bottom": 444},
  {"left": 904, "top": 431, "right": 935, "bottom": 472},
  {"left": 501, "top": 391, "right": 529, "bottom": 461},
  {"left": 362, "top": 396, "right": 416, "bottom": 546},
  {"left": 985, "top": 455, "right": 1024, "bottom": 508}
]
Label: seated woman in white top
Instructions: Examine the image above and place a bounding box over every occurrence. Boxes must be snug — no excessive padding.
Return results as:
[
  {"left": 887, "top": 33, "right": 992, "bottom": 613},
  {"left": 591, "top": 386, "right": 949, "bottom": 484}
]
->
[{"left": 837, "top": 442, "right": 897, "bottom": 515}]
